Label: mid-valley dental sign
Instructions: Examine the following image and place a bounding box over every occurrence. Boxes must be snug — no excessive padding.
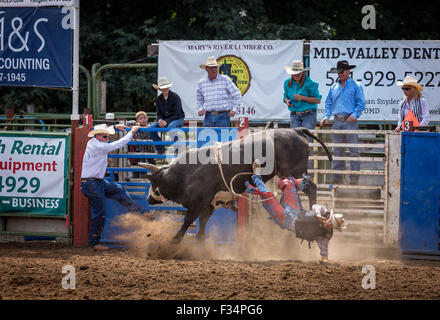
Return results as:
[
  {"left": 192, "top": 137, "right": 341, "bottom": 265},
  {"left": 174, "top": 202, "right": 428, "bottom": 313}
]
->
[{"left": 0, "top": 134, "right": 68, "bottom": 215}]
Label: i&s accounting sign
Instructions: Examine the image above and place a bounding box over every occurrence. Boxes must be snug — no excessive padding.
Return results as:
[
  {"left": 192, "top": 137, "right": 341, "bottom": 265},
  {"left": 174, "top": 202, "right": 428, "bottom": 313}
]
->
[
  {"left": 0, "top": 7, "right": 73, "bottom": 88},
  {"left": 0, "top": 133, "right": 68, "bottom": 216}
]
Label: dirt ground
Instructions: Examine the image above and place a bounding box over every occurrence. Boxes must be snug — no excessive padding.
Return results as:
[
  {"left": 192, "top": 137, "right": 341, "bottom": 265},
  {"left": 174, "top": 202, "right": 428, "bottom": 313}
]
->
[{"left": 1, "top": 213, "right": 440, "bottom": 300}]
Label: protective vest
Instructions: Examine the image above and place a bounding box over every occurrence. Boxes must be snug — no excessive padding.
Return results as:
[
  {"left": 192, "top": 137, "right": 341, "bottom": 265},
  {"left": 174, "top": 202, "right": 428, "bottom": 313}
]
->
[{"left": 295, "top": 210, "right": 333, "bottom": 244}]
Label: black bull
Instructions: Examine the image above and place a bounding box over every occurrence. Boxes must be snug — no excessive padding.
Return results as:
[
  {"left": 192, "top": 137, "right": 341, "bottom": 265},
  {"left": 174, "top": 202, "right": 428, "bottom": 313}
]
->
[{"left": 138, "top": 128, "right": 332, "bottom": 243}]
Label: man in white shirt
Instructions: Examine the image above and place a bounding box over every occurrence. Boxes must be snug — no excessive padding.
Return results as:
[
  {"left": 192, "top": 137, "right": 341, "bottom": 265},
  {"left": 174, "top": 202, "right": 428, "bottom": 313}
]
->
[
  {"left": 81, "top": 123, "right": 141, "bottom": 250},
  {"left": 197, "top": 56, "right": 241, "bottom": 127}
]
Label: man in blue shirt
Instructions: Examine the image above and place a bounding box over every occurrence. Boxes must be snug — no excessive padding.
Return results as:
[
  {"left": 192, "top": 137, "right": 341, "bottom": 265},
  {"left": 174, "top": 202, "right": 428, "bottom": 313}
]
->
[{"left": 319, "top": 60, "right": 366, "bottom": 185}]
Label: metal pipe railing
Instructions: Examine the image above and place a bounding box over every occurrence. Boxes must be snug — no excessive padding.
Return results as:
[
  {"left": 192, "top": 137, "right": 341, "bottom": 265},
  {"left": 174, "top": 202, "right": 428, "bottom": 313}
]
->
[{"left": 92, "top": 63, "right": 157, "bottom": 118}]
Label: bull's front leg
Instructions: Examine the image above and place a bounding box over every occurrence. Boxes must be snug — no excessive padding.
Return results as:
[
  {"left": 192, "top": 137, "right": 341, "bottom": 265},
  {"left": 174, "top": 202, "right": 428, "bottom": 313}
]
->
[
  {"left": 196, "top": 207, "right": 214, "bottom": 241},
  {"left": 172, "top": 211, "right": 198, "bottom": 244},
  {"left": 171, "top": 200, "right": 212, "bottom": 243}
]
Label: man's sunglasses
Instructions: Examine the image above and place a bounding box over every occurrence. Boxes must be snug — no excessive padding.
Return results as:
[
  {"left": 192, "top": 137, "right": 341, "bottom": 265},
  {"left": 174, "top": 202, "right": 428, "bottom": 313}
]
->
[
  {"left": 402, "top": 87, "right": 411, "bottom": 91},
  {"left": 99, "top": 135, "right": 109, "bottom": 139}
]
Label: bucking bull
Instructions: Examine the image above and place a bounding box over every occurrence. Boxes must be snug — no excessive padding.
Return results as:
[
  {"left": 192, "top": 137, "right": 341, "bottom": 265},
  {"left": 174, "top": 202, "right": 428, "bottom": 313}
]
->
[{"left": 138, "top": 128, "right": 332, "bottom": 243}]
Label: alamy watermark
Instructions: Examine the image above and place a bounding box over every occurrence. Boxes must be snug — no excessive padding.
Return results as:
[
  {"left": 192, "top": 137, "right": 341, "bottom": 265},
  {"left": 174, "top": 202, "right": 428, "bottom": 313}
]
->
[
  {"left": 362, "top": 5, "right": 376, "bottom": 30},
  {"left": 362, "top": 265, "right": 376, "bottom": 290},
  {"left": 61, "top": 265, "right": 76, "bottom": 289},
  {"left": 162, "top": 121, "right": 275, "bottom": 175}
]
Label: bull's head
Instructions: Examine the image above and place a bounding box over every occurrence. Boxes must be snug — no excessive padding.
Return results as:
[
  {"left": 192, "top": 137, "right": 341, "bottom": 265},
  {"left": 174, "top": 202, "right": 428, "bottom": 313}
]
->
[{"left": 138, "top": 162, "right": 169, "bottom": 205}]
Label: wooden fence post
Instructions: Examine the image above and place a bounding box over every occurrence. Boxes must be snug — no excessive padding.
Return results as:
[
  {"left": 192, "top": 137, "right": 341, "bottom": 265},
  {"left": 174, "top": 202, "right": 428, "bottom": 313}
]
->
[
  {"left": 237, "top": 117, "right": 249, "bottom": 245},
  {"left": 71, "top": 115, "right": 92, "bottom": 246}
]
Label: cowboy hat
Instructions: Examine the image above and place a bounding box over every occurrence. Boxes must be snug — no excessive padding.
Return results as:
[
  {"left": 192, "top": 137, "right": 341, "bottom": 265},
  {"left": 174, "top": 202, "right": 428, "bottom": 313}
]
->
[
  {"left": 330, "top": 210, "right": 347, "bottom": 231},
  {"left": 285, "top": 60, "right": 310, "bottom": 75},
  {"left": 330, "top": 60, "right": 356, "bottom": 74},
  {"left": 396, "top": 75, "right": 423, "bottom": 93},
  {"left": 88, "top": 123, "right": 115, "bottom": 138},
  {"left": 152, "top": 77, "right": 173, "bottom": 90},
  {"left": 200, "top": 56, "right": 223, "bottom": 69}
]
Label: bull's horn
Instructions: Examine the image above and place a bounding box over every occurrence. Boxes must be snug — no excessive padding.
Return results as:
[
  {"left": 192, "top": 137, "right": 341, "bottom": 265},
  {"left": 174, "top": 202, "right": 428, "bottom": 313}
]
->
[{"left": 138, "top": 162, "right": 161, "bottom": 173}]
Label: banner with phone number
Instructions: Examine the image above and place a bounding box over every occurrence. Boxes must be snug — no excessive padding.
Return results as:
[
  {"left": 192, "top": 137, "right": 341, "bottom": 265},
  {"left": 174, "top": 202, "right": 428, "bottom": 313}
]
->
[
  {"left": 0, "top": 133, "right": 68, "bottom": 216},
  {"left": 310, "top": 40, "right": 440, "bottom": 123}
]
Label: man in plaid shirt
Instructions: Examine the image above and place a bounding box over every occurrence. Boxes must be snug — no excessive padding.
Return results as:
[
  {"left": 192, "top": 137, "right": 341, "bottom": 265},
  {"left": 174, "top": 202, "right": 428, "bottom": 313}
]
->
[{"left": 197, "top": 56, "right": 242, "bottom": 127}]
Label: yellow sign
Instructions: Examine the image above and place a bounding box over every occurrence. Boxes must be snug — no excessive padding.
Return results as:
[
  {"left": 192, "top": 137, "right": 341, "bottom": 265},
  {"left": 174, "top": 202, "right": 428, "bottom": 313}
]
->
[{"left": 217, "top": 55, "right": 251, "bottom": 96}]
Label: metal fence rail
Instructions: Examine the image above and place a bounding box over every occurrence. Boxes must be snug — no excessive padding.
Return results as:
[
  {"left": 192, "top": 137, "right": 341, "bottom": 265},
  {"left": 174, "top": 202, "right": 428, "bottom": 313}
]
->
[
  {"left": 308, "top": 128, "right": 392, "bottom": 245},
  {"left": 104, "top": 126, "right": 394, "bottom": 246},
  {"left": 242, "top": 127, "right": 392, "bottom": 245},
  {"left": 101, "top": 126, "right": 241, "bottom": 243},
  {"left": 106, "top": 126, "right": 239, "bottom": 208}
]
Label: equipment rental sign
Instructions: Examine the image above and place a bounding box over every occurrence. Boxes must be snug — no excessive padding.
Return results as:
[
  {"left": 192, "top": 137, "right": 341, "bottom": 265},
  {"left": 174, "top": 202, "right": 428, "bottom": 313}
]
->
[
  {"left": 310, "top": 40, "right": 440, "bottom": 122},
  {"left": 0, "top": 4, "right": 74, "bottom": 88},
  {"left": 158, "top": 40, "right": 303, "bottom": 121},
  {"left": 0, "top": 133, "right": 68, "bottom": 216}
]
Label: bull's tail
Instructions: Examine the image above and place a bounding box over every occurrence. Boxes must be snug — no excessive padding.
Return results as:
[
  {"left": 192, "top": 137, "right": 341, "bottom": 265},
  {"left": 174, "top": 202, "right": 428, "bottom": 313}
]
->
[{"left": 294, "top": 128, "right": 333, "bottom": 161}]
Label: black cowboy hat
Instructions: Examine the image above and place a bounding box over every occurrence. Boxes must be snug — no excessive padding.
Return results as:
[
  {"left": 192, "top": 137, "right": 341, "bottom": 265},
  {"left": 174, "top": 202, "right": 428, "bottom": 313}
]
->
[{"left": 330, "top": 60, "right": 356, "bottom": 74}]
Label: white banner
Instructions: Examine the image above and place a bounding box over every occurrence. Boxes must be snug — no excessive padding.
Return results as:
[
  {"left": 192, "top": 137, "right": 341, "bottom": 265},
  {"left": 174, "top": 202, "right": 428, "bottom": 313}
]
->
[
  {"left": 0, "top": 0, "right": 77, "bottom": 7},
  {"left": 158, "top": 40, "right": 303, "bottom": 121},
  {"left": 310, "top": 40, "right": 440, "bottom": 123}
]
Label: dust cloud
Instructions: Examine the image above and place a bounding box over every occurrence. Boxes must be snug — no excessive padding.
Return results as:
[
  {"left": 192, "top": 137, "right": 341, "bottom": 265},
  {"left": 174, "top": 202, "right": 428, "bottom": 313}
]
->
[
  {"left": 112, "top": 210, "right": 376, "bottom": 264},
  {"left": 113, "top": 179, "right": 381, "bottom": 263}
]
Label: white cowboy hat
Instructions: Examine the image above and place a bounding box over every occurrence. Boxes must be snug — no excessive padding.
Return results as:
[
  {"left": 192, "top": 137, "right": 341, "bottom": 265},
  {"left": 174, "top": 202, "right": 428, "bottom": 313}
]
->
[
  {"left": 396, "top": 75, "right": 423, "bottom": 93},
  {"left": 311, "top": 204, "right": 329, "bottom": 216},
  {"left": 152, "top": 77, "right": 174, "bottom": 90},
  {"left": 88, "top": 123, "right": 115, "bottom": 138},
  {"left": 330, "top": 210, "right": 347, "bottom": 231},
  {"left": 200, "top": 56, "right": 224, "bottom": 69},
  {"left": 285, "top": 60, "right": 310, "bottom": 75}
]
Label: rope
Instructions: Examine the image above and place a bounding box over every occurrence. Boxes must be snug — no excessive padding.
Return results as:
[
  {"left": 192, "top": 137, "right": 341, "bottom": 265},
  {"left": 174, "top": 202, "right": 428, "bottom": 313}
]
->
[
  {"left": 229, "top": 171, "right": 278, "bottom": 203},
  {"left": 214, "top": 137, "right": 278, "bottom": 203},
  {"left": 214, "top": 142, "right": 234, "bottom": 196}
]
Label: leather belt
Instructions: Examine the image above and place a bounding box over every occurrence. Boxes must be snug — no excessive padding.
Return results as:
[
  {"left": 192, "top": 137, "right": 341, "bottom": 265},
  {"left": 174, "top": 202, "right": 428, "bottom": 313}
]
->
[
  {"left": 81, "top": 178, "right": 103, "bottom": 183},
  {"left": 207, "top": 110, "right": 229, "bottom": 116},
  {"left": 291, "top": 109, "right": 314, "bottom": 115},
  {"left": 335, "top": 114, "right": 350, "bottom": 122}
]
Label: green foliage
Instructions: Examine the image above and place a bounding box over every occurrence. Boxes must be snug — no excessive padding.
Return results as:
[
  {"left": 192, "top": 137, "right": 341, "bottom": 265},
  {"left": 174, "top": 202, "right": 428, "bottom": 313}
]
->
[{"left": 1, "top": 0, "right": 439, "bottom": 116}]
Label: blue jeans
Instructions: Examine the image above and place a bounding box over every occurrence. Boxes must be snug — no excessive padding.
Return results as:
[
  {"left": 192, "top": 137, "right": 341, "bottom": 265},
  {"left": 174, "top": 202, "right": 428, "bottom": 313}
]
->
[
  {"left": 289, "top": 109, "right": 317, "bottom": 131},
  {"left": 81, "top": 178, "right": 143, "bottom": 246},
  {"left": 251, "top": 174, "right": 298, "bottom": 230},
  {"left": 149, "top": 118, "right": 184, "bottom": 153},
  {"left": 203, "top": 112, "right": 231, "bottom": 127},
  {"left": 252, "top": 174, "right": 269, "bottom": 193},
  {"left": 290, "top": 109, "right": 317, "bottom": 171},
  {"left": 332, "top": 117, "right": 360, "bottom": 183}
]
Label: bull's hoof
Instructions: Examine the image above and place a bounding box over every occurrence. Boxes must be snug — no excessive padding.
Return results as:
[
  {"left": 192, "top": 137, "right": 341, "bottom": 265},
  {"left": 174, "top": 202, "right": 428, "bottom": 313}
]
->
[
  {"left": 143, "top": 212, "right": 157, "bottom": 221},
  {"left": 171, "top": 236, "right": 183, "bottom": 244}
]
